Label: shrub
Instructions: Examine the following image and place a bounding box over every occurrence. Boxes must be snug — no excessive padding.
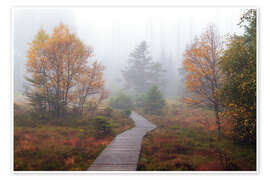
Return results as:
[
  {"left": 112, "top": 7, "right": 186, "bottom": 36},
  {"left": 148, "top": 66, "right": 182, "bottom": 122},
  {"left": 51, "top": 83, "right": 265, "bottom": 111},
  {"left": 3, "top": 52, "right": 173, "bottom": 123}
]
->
[
  {"left": 109, "top": 92, "right": 133, "bottom": 110},
  {"left": 135, "top": 94, "right": 146, "bottom": 108},
  {"left": 122, "top": 109, "right": 132, "bottom": 117},
  {"left": 74, "top": 117, "right": 91, "bottom": 127},
  {"left": 216, "top": 148, "right": 239, "bottom": 170},
  {"left": 92, "top": 116, "right": 112, "bottom": 138},
  {"left": 14, "top": 113, "right": 39, "bottom": 127},
  {"left": 86, "top": 100, "right": 98, "bottom": 115},
  {"left": 103, "top": 106, "right": 113, "bottom": 117}
]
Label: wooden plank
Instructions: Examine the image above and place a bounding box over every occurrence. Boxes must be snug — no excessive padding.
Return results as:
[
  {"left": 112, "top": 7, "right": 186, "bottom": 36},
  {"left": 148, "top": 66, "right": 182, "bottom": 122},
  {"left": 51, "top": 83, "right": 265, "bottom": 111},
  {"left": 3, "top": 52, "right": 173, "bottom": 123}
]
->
[
  {"left": 88, "top": 164, "right": 137, "bottom": 171},
  {"left": 87, "top": 111, "right": 156, "bottom": 171}
]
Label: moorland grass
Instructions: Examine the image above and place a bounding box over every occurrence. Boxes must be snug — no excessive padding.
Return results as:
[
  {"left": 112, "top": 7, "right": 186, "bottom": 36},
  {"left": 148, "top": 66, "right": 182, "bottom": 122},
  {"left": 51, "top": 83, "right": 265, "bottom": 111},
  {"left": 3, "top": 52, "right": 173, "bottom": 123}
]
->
[
  {"left": 14, "top": 104, "right": 134, "bottom": 171},
  {"left": 137, "top": 102, "right": 256, "bottom": 171}
]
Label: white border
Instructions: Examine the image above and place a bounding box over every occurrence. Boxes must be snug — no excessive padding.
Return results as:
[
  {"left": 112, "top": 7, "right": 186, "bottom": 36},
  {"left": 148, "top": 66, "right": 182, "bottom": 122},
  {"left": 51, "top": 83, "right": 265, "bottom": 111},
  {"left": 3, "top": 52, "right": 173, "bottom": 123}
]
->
[
  {"left": 10, "top": 6, "right": 259, "bottom": 175},
  {"left": 3, "top": 0, "right": 268, "bottom": 179}
]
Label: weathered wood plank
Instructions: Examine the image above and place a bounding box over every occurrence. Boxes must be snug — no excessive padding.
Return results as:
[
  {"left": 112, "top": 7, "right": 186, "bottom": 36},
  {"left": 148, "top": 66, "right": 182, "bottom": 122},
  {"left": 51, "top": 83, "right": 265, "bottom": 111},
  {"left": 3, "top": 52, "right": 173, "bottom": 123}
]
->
[
  {"left": 88, "top": 164, "right": 137, "bottom": 171},
  {"left": 87, "top": 111, "right": 156, "bottom": 171}
]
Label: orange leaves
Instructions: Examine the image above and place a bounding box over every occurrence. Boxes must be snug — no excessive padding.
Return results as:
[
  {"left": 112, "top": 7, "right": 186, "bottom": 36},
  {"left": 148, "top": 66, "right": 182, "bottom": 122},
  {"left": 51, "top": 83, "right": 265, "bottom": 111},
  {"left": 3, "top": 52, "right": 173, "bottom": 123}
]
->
[
  {"left": 14, "top": 132, "right": 37, "bottom": 151},
  {"left": 52, "top": 23, "right": 70, "bottom": 40},
  {"left": 73, "top": 60, "right": 106, "bottom": 114},
  {"left": 26, "top": 24, "right": 105, "bottom": 116},
  {"left": 183, "top": 24, "right": 223, "bottom": 111},
  {"left": 26, "top": 29, "right": 49, "bottom": 73},
  {"left": 182, "top": 25, "right": 224, "bottom": 138}
]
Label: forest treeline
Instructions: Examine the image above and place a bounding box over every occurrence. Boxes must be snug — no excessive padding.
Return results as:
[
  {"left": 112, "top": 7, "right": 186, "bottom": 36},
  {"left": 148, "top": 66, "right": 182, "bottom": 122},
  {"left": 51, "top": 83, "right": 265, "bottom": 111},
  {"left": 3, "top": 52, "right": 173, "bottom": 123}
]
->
[{"left": 23, "top": 9, "right": 256, "bottom": 148}]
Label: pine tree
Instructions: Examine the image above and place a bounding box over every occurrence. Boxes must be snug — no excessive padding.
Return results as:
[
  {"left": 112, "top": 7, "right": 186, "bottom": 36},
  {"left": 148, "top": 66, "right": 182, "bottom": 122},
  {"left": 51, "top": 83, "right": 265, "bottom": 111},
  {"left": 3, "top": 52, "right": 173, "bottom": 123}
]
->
[
  {"left": 122, "top": 41, "right": 166, "bottom": 95},
  {"left": 144, "top": 85, "right": 165, "bottom": 115}
]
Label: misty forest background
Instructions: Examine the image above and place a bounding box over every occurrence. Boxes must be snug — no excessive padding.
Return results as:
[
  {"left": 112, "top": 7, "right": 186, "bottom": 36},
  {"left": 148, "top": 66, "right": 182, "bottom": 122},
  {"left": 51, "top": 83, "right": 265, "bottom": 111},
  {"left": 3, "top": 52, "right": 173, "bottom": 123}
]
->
[{"left": 14, "top": 8, "right": 256, "bottom": 171}]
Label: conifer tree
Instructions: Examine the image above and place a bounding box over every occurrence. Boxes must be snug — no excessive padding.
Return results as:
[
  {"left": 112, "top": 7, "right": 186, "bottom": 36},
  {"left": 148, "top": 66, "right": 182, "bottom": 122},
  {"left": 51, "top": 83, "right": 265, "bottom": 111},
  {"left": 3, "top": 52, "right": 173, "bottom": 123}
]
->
[
  {"left": 122, "top": 41, "right": 166, "bottom": 95},
  {"left": 144, "top": 85, "right": 165, "bottom": 115}
]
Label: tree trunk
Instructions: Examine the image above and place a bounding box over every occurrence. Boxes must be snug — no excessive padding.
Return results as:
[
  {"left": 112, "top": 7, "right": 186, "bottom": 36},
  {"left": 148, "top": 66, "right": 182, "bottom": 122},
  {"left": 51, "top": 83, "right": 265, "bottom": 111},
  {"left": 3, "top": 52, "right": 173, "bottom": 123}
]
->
[
  {"left": 215, "top": 106, "right": 221, "bottom": 139},
  {"left": 80, "top": 104, "right": 84, "bottom": 116}
]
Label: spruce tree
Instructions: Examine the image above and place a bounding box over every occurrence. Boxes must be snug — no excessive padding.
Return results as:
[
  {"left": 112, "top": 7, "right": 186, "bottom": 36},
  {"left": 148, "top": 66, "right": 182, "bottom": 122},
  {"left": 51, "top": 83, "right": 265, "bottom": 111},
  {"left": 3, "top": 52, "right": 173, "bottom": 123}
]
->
[
  {"left": 122, "top": 41, "right": 166, "bottom": 95},
  {"left": 144, "top": 85, "right": 165, "bottom": 115}
]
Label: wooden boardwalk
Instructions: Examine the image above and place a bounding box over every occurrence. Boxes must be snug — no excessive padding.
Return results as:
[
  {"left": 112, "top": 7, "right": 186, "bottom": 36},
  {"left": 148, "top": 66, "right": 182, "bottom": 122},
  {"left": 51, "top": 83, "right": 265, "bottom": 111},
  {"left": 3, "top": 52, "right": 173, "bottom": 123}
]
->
[{"left": 88, "top": 111, "right": 156, "bottom": 171}]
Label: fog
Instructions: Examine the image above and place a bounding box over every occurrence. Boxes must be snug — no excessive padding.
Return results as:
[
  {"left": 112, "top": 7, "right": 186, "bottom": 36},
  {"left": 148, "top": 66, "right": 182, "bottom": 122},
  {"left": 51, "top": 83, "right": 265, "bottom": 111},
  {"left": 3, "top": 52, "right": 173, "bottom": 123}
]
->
[{"left": 13, "top": 7, "right": 245, "bottom": 97}]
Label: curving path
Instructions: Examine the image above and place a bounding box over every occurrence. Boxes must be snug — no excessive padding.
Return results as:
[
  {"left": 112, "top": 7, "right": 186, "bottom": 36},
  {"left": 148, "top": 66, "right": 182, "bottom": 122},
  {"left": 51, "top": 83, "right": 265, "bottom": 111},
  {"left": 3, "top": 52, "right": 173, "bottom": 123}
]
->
[{"left": 88, "top": 111, "right": 156, "bottom": 171}]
